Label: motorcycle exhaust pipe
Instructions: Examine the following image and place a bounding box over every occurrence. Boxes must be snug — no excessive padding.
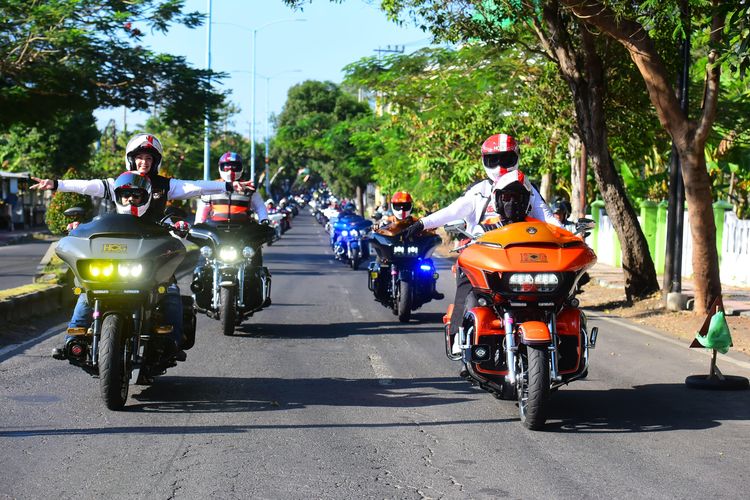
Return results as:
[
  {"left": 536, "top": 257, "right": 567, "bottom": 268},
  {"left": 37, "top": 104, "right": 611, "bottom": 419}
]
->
[{"left": 503, "top": 312, "right": 517, "bottom": 385}]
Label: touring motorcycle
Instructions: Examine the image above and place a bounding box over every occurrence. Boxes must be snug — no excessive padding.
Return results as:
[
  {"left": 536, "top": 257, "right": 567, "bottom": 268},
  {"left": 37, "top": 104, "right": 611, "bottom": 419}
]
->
[
  {"left": 190, "top": 218, "right": 275, "bottom": 336},
  {"left": 367, "top": 219, "right": 443, "bottom": 322},
  {"left": 54, "top": 209, "right": 198, "bottom": 410},
  {"left": 331, "top": 216, "right": 373, "bottom": 270},
  {"left": 443, "top": 219, "right": 597, "bottom": 429}
]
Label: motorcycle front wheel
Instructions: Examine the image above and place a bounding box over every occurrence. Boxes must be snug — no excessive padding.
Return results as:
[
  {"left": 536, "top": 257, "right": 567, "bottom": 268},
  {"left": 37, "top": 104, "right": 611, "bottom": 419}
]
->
[
  {"left": 220, "top": 287, "right": 236, "bottom": 336},
  {"left": 518, "top": 345, "right": 550, "bottom": 430},
  {"left": 99, "top": 314, "right": 129, "bottom": 410},
  {"left": 398, "top": 280, "right": 412, "bottom": 323}
]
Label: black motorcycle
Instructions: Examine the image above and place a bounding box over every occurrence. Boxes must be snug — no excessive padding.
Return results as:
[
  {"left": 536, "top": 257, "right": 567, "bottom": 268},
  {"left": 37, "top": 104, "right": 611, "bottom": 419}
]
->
[
  {"left": 190, "top": 218, "right": 275, "bottom": 336},
  {"left": 367, "top": 219, "right": 443, "bottom": 322},
  {"left": 54, "top": 209, "right": 198, "bottom": 410}
]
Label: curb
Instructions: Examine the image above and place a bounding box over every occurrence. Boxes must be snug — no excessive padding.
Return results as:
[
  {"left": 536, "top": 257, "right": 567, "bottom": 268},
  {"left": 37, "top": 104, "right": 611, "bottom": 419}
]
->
[{"left": 0, "top": 285, "right": 73, "bottom": 323}]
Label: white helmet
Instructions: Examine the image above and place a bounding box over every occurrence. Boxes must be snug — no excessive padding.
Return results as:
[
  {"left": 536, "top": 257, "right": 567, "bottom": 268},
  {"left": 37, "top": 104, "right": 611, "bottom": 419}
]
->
[
  {"left": 125, "top": 133, "right": 163, "bottom": 173},
  {"left": 218, "top": 151, "right": 243, "bottom": 182},
  {"left": 113, "top": 172, "right": 152, "bottom": 218},
  {"left": 492, "top": 170, "right": 532, "bottom": 224}
]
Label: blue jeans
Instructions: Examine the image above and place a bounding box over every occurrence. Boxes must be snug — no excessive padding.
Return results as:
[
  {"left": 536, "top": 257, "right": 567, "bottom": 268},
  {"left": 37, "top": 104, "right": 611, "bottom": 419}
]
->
[{"left": 68, "top": 284, "right": 184, "bottom": 347}]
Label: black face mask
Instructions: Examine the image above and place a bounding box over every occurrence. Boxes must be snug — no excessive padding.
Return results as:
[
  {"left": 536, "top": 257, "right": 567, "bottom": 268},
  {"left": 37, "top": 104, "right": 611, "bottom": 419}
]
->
[{"left": 495, "top": 189, "right": 528, "bottom": 224}]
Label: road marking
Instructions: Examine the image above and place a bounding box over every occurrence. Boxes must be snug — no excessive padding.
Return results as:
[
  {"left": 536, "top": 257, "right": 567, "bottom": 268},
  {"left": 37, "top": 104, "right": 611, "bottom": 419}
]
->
[
  {"left": 588, "top": 313, "right": 750, "bottom": 371},
  {"left": 369, "top": 352, "right": 394, "bottom": 385},
  {"left": 350, "top": 308, "right": 363, "bottom": 320},
  {"left": 0, "top": 321, "right": 67, "bottom": 364}
]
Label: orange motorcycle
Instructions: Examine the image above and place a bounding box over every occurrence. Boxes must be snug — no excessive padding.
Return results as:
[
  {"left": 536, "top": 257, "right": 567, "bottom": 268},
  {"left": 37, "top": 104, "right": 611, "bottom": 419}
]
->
[{"left": 443, "top": 219, "right": 598, "bottom": 430}]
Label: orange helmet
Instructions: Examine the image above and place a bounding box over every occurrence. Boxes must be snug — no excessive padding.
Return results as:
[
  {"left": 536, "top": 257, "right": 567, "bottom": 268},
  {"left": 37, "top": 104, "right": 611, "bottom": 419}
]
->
[{"left": 391, "top": 191, "right": 413, "bottom": 220}]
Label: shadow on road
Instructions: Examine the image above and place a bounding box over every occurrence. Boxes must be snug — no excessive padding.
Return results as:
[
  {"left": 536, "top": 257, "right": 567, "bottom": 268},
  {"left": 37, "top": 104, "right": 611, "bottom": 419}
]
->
[
  {"left": 233, "top": 318, "right": 440, "bottom": 338},
  {"left": 543, "top": 382, "right": 750, "bottom": 433}
]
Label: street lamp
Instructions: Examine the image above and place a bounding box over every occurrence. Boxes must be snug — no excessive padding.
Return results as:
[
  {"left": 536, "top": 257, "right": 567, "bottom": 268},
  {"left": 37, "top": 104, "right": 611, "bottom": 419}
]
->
[
  {"left": 203, "top": 0, "right": 213, "bottom": 180},
  {"left": 250, "top": 18, "right": 306, "bottom": 183},
  {"left": 257, "top": 70, "right": 302, "bottom": 197}
]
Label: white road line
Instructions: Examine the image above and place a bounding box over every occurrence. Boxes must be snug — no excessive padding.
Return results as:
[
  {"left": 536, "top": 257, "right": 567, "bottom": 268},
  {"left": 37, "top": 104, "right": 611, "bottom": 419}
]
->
[
  {"left": 0, "top": 321, "right": 67, "bottom": 362},
  {"left": 350, "top": 308, "right": 363, "bottom": 320},
  {"left": 369, "top": 352, "right": 394, "bottom": 385}
]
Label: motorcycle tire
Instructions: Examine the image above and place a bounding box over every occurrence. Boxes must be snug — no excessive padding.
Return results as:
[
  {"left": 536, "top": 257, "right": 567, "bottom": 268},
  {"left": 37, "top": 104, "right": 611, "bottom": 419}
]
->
[
  {"left": 220, "top": 287, "right": 236, "bottom": 336},
  {"left": 518, "top": 346, "right": 550, "bottom": 430},
  {"left": 398, "top": 280, "right": 412, "bottom": 323},
  {"left": 350, "top": 255, "right": 360, "bottom": 270},
  {"left": 99, "top": 314, "right": 129, "bottom": 411}
]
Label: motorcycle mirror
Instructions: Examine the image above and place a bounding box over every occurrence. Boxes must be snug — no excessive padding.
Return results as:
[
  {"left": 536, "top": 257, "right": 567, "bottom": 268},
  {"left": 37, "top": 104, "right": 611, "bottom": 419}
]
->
[
  {"left": 443, "top": 220, "right": 474, "bottom": 240},
  {"left": 575, "top": 218, "right": 595, "bottom": 235},
  {"left": 63, "top": 207, "right": 86, "bottom": 220}
]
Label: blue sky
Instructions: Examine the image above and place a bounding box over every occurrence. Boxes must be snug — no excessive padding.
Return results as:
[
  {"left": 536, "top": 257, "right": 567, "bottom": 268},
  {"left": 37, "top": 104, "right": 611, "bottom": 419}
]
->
[{"left": 95, "top": 0, "right": 433, "bottom": 137}]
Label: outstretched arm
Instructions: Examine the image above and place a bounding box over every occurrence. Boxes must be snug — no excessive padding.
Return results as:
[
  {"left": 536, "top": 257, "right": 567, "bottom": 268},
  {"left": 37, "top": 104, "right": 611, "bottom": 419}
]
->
[
  {"left": 529, "top": 187, "right": 561, "bottom": 227},
  {"left": 251, "top": 192, "right": 268, "bottom": 221},
  {"left": 167, "top": 179, "right": 256, "bottom": 200},
  {"left": 30, "top": 177, "right": 109, "bottom": 198}
]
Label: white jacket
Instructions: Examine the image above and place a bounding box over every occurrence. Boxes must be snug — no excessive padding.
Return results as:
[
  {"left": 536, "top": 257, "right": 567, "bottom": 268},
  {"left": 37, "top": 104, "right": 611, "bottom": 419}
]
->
[
  {"left": 57, "top": 178, "right": 230, "bottom": 200},
  {"left": 420, "top": 179, "right": 560, "bottom": 234}
]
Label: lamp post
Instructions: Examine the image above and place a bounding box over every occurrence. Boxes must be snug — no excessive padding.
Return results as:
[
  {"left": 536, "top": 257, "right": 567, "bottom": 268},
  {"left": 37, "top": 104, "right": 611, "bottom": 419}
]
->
[
  {"left": 203, "top": 0, "right": 213, "bottom": 180},
  {"left": 250, "top": 18, "right": 306, "bottom": 183},
  {"left": 257, "top": 70, "right": 301, "bottom": 197}
]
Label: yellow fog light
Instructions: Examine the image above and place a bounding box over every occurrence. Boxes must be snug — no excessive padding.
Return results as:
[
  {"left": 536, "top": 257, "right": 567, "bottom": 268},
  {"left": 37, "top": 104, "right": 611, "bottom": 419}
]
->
[
  {"left": 73, "top": 287, "right": 82, "bottom": 295},
  {"left": 89, "top": 263, "right": 101, "bottom": 277},
  {"left": 102, "top": 263, "right": 114, "bottom": 277},
  {"left": 157, "top": 285, "right": 167, "bottom": 294},
  {"left": 370, "top": 271, "right": 378, "bottom": 279}
]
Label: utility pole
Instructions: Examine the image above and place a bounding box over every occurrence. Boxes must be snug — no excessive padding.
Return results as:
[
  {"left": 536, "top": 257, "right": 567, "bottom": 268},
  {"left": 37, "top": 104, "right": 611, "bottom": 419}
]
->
[{"left": 373, "top": 45, "right": 404, "bottom": 117}]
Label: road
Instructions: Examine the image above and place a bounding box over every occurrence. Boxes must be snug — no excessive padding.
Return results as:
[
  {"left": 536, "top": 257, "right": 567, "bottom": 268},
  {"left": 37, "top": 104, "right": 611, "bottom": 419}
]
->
[
  {"left": 0, "top": 239, "right": 52, "bottom": 289},
  {"left": 1, "top": 212, "right": 749, "bottom": 499}
]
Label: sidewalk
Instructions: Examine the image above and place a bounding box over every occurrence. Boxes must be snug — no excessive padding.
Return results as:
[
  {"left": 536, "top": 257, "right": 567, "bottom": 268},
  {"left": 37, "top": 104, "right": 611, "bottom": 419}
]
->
[{"left": 588, "top": 261, "right": 750, "bottom": 317}]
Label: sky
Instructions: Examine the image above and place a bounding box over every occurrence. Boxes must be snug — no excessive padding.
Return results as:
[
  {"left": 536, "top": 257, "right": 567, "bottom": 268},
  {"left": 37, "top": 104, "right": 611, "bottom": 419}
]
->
[{"left": 94, "top": 0, "right": 434, "bottom": 138}]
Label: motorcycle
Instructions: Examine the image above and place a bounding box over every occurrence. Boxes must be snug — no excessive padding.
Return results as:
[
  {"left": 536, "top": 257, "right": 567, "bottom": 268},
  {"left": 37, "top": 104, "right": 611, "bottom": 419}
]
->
[
  {"left": 54, "top": 208, "right": 198, "bottom": 410},
  {"left": 190, "top": 218, "right": 275, "bottom": 336},
  {"left": 331, "top": 216, "right": 373, "bottom": 270},
  {"left": 368, "top": 219, "right": 443, "bottom": 322},
  {"left": 443, "top": 218, "right": 597, "bottom": 430}
]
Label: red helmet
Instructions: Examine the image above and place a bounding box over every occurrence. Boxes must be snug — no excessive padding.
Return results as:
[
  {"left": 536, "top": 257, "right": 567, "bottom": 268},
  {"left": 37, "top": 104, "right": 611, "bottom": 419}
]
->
[
  {"left": 391, "top": 191, "right": 413, "bottom": 220},
  {"left": 481, "top": 134, "right": 520, "bottom": 182}
]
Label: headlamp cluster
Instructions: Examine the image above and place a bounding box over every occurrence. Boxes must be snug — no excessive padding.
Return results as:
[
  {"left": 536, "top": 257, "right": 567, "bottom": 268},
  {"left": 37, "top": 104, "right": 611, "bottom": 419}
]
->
[{"left": 81, "top": 260, "right": 145, "bottom": 281}]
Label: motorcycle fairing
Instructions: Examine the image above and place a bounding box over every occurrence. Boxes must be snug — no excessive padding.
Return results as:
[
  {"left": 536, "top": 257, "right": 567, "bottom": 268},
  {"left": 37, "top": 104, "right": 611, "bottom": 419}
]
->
[
  {"left": 466, "top": 306, "right": 508, "bottom": 375},
  {"left": 518, "top": 321, "right": 552, "bottom": 344}
]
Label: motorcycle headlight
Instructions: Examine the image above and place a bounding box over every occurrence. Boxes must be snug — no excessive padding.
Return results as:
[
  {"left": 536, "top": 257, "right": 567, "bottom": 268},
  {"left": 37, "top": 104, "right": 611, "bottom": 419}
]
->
[
  {"left": 350, "top": 229, "right": 359, "bottom": 237},
  {"left": 394, "top": 245, "right": 405, "bottom": 255},
  {"left": 219, "top": 246, "right": 239, "bottom": 263},
  {"left": 342, "top": 230, "right": 349, "bottom": 237},
  {"left": 200, "top": 246, "right": 213, "bottom": 258},
  {"left": 118, "top": 262, "right": 144, "bottom": 278},
  {"left": 242, "top": 246, "right": 255, "bottom": 259},
  {"left": 508, "top": 273, "right": 559, "bottom": 293},
  {"left": 407, "top": 245, "right": 419, "bottom": 255}
]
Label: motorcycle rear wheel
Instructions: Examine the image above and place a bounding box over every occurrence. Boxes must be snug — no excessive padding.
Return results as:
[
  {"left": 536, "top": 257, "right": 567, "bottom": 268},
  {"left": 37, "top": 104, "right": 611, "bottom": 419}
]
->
[
  {"left": 518, "top": 346, "right": 550, "bottom": 430},
  {"left": 398, "top": 280, "right": 412, "bottom": 323},
  {"left": 350, "top": 255, "right": 360, "bottom": 270},
  {"left": 220, "top": 287, "right": 236, "bottom": 336},
  {"left": 99, "top": 314, "right": 129, "bottom": 410}
]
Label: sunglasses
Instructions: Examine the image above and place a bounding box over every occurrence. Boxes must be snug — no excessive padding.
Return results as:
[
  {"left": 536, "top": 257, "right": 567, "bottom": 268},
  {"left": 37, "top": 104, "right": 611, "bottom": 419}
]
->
[{"left": 483, "top": 152, "right": 518, "bottom": 169}]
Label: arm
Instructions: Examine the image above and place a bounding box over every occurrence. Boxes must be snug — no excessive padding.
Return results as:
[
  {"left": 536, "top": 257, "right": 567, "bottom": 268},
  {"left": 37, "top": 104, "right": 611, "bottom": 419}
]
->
[
  {"left": 420, "top": 191, "right": 478, "bottom": 230},
  {"left": 167, "top": 179, "right": 233, "bottom": 200},
  {"left": 529, "top": 187, "right": 562, "bottom": 227},
  {"left": 30, "top": 177, "right": 110, "bottom": 198},
  {"left": 251, "top": 192, "right": 268, "bottom": 220},
  {"left": 194, "top": 197, "right": 211, "bottom": 224}
]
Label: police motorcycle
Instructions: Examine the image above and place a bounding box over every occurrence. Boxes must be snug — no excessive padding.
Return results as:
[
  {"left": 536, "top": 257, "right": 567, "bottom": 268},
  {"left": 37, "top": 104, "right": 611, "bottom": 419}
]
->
[
  {"left": 190, "top": 216, "right": 275, "bottom": 336},
  {"left": 54, "top": 199, "right": 198, "bottom": 411},
  {"left": 367, "top": 219, "right": 443, "bottom": 322},
  {"left": 330, "top": 208, "right": 373, "bottom": 270}
]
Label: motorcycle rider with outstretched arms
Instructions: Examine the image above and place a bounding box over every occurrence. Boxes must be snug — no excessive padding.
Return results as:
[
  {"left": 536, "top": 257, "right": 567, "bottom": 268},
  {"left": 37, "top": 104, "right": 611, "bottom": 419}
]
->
[{"left": 31, "top": 133, "right": 255, "bottom": 360}]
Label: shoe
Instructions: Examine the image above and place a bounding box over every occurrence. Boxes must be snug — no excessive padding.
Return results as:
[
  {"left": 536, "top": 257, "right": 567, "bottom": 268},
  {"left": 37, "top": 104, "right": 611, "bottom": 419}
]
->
[
  {"left": 459, "top": 367, "right": 469, "bottom": 378},
  {"left": 51, "top": 347, "right": 67, "bottom": 360},
  {"left": 261, "top": 297, "right": 272, "bottom": 308},
  {"left": 174, "top": 350, "right": 187, "bottom": 362},
  {"left": 451, "top": 333, "right": 461, "bottom": 355},
  {"left": 432, "top": 291, "right": 445, "bottom": 300}
]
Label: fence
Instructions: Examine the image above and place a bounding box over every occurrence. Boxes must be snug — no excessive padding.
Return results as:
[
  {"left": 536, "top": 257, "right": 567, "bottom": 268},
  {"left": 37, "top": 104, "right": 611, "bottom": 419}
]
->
[{"left": 591, "top": 201, "right": 750, "bottom": 287}]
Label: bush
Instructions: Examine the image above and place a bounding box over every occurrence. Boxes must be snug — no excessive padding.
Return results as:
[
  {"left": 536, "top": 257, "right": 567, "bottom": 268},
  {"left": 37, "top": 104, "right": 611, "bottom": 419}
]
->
[{"left": 45, "top": 168, "right": 93, "bottom": 235}]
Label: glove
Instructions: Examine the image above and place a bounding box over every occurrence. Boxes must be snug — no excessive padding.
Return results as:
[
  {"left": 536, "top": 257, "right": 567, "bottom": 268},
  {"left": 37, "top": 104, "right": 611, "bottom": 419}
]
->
[
  {"left": 172, "top": 220, "right": 190, "bottom": 238},
  {"left": 402, "top": 219, "right": 424, "bottom": 240},
  {"left": 65, "top": 221, "right": 80, "bottom": 232},
  {"left": 260, "top": 219, "right": 270, "bottom": 225},
  {"left": 233, "top": 180, "right": 256, "bottom": 193}
]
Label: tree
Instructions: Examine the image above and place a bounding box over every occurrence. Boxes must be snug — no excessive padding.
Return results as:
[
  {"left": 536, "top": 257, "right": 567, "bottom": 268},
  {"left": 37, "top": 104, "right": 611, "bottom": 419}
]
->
[
  {"left": 556, "top": 0, "right": 745, "bottom": 312},
  {"left": 0, "top": 0, "right": 226, "bottom": 131}
]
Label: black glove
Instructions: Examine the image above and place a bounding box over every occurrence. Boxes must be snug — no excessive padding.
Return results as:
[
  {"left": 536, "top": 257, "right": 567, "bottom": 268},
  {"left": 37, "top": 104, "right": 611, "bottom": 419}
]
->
[{"left": 403, "top": 219, "right": 424, "bottom": 240}]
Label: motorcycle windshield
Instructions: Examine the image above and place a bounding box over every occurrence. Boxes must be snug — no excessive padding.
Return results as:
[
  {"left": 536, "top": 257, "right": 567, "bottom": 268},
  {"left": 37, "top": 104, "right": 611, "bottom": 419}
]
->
[{"left": 370, "top": 231, "right": 441, "bottom": 261}]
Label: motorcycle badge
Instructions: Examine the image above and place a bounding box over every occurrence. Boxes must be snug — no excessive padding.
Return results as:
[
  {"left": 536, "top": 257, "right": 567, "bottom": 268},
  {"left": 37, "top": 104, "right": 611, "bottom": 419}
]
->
[
  {"left": 102, "top": 243, "right": 127, "bottom": 253},
  {"left": 521, "top": 253, "right": 547, "bottom": 263},
  {"left": 526, "top": 227, "right": 538, "bottom": 234}
]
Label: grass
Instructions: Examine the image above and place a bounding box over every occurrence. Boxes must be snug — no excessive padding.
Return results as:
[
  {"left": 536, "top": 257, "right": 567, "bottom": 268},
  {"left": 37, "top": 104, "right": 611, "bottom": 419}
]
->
[{"left": 0, "top": 283, "right": 58, "bottom": 301}]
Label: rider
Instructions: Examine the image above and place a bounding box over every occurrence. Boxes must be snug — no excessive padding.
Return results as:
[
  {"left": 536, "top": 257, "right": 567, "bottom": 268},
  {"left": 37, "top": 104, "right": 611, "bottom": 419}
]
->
[
  {"left": 551, "top": 197, "right": 575, "bottom": 231},
  {"left": 194, "top": 151, "right": 268, "bottom": 227},
  {"left": 378, "top": 191, "right": 415, "bottom": 227},
  {"left": 400, "top": 133, "right": 561, "bottom": 350},
  {"left": 33, "top": 133, "right": 254, "bottom": 360}
]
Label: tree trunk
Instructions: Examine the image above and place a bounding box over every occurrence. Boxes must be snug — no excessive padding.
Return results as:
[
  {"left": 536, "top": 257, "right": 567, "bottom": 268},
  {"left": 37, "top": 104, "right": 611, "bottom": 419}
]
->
[
  {"left": 568, "top": 134, "right": 584, "bottom": 219},
  {"left": 539, "top": 171, "right": 552, "bottom": 202},
  {"left": 540, "top": 3, "right": 660, "bottom": 300}
]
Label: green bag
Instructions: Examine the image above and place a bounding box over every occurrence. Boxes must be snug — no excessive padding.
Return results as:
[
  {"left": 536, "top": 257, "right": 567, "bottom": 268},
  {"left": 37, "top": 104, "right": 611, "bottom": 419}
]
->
[{"left": 695, "top": 311, "right": 733, "bottom": 354}]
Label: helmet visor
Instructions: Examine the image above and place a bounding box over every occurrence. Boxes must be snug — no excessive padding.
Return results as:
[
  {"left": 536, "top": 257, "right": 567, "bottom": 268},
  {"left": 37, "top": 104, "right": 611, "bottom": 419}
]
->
[
  {"left": 392, "top": 202, "right": 412, "bottom": 212},
  {"left": 118, "top": 189, "right": 149, "bottom": 207},
  {"left": 483, "top": 151, "right": 518, "bottom": 169},
  {"left": 220, "top": 161, "right": 243, "bottom": 172}
]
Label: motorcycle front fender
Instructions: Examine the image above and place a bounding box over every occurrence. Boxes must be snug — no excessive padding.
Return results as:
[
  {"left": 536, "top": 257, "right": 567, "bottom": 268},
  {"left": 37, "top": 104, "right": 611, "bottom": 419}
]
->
[{"left": 518, "top": 321, "right": 552, "bottom": 345}]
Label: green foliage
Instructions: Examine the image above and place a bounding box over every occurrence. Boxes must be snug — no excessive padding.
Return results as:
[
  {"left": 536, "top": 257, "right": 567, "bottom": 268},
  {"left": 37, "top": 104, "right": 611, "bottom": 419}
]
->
[
  {"left": 45, "top": 169, "right": 93, "bottom": 235},
  {"left": 0, "top": 0, "right": 225, "bottom": 131}
]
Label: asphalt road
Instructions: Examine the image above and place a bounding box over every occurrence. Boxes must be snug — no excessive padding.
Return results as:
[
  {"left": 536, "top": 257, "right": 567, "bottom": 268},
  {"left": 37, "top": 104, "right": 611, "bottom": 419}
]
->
[
  {"left": 0, "top": 239, "right": 53, "bottom": 289},
  {"left": 1, "top": 212, "right": 749, "bottom": 499}
]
